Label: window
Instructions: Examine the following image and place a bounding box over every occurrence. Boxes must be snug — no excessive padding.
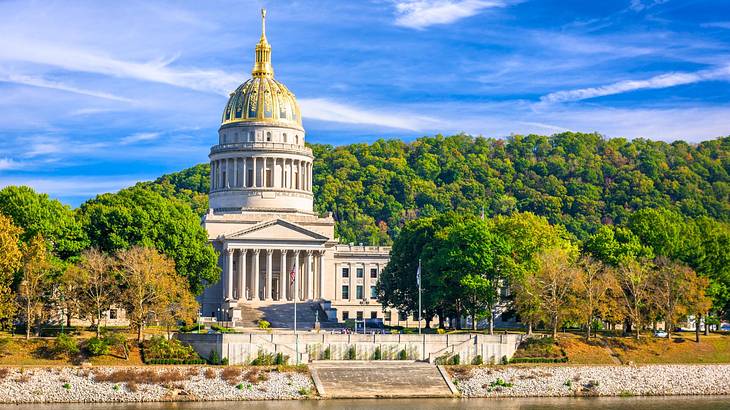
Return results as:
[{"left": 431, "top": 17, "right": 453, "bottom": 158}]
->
[
  {"left": 356, "top": 268, "right": 364, "bottom": 278},
  {"left": 266, "top": 131, "right": 272, "bottom": 142},
  {"left": 283, "top": 133, "right": 288, "bottom": 143},
  {"left": 342, "top": 267, "right": 350, "bottom": 278},
  {"left": 356, "top": 285, "right": 363, "bottom": 299},
  {"left": 384, "top": 311, "right": 392, "bottom": 321},
  {"left": 248, "top": 131, "right": 254, "bottom": 142},
  {"left": 370, "top": 268, "right": 378, "bottom": 278},
  {"left": 295, "top": 135, "right": 299, "bottom": 144},
  {"left": 370, "top": 311, "right": 378, "bottom": 319},
  {"left": 370, "top": 286, "right": 377, "bottom": 299},
  {"left": 342, "top": 285, "right": 349, "bottom": 299},
  {"left": 109, "top": 309, "right": 117, "bottom": 320},
  {"left": 356, "top": 311, "right": 364, "bottom": 320},
  {"left": 342, "top": 311, "right": 349, "bottom": 321},
  {"left": 399, "top": 311, "right": 407, "bottom": 321}
]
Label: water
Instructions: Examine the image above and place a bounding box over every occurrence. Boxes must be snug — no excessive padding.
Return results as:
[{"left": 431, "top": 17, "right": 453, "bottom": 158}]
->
[{"left": 1, "top": 397, "right": 728, "bottom": 410}]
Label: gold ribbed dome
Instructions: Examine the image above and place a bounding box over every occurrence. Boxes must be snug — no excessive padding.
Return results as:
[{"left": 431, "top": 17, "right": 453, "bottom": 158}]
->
[{"left": 221, "top": 9, "right": 302, "bottom": 128}]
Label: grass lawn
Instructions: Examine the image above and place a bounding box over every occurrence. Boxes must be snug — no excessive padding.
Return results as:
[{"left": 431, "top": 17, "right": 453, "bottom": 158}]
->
[{"left": 557, "top": 332, "right": 730, "bottom": 365}]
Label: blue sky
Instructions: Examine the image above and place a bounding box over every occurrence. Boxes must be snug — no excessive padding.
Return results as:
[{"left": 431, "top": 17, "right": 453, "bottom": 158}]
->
[{"left": 1, "top": 0, "right": 729, "bottom": 206}]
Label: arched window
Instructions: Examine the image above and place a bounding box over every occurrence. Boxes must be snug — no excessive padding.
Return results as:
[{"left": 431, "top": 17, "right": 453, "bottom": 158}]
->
[
  {"left": 295, "top": 135, "right": 299, "bottom": 145},
  {"left": 249, "top": 131, "right": 254, "bottom": 142},
  {"left": 283, "top": 133, "right": 288, "bottom": 143},
  {"left": 266, "top": 132, "right": 272, "bottom": 142}
]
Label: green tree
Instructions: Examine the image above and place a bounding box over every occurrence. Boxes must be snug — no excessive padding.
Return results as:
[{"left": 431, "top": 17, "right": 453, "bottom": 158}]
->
[
  {"left": 77, "top": 186, "right": 219, "bottom": 294},
  {"left": 17, "top": 235, "right": 52, "bottom": 339}
]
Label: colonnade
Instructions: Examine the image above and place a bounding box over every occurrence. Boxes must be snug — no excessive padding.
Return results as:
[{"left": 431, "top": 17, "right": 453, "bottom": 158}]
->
[
  {"left": 210, "top": 156, "right": 312, "bottom": 192},
  {"left": 222, "top": 248, "right": 326, "bottom": 302}
]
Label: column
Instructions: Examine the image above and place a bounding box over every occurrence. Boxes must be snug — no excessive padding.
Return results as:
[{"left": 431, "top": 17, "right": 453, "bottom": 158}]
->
[
  {"left": 306, "top": 250, "right": 313, "bottom": 300},
  {"left": 319, "top": 250, "right": 326, "bottom": 299},
  {"left": 238, "top": 250, "right": 247, "bottom": 300},
  {"left": 253, "top": 157, "right": 258, "bottom": 188},
  {"left": 364, "top": 263, "right": 370, "bottom": 302},
  {"left": 266, "top": 249, "right": 273, "bottom": 300},
  {"left": 293, "top": 251, "right": 300, "bottom": 301},
  {"left": 209, "top": 161, "right": 214, "bottom": 190},
  {"left": 334, "top": 262, "right": 339, "bottom": 301},
  {"left": 226, "top": 248, "right": 234, "bottom": 300},
  {"left": 348, "top": 262, "right": 353, "bottom": 302},
  {"left": 233, "top": 157, "right": 238, "bottom": 187},
  {"left": 280, "top": 250, "right": 288, "bottom": 301},
  {"left": 243, "top": 157, "right": 247, "bottom": 188},
  {"left": 253, "top": 249, "right": 261, "bottom": 300}
]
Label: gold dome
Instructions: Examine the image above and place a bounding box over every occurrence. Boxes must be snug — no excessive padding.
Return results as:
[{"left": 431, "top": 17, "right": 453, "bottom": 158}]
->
[{"left": 221, "top": 9, "right": 302, "bottom": 128}]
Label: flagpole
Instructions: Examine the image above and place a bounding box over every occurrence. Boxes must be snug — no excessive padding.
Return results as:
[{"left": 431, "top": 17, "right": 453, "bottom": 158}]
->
[{"left": 418, "top": 259, "right": 422, "bottom": 336}]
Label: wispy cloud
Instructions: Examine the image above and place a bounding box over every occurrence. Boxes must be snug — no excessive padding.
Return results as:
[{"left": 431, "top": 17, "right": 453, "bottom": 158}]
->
[
  {"left": 300, "top": 98, "right": 438, "bottom": 131},
  {"left": 0, "top": 73, "right": 133, "bottom": 102},
  {"left": 393, "top": 0, "right": 510, "bottom": 29},
  {"left": 701, "top": 21, "right": 730, "bottom": 29},
  {"left": 0, "top": 175, "right": 147, "bottom": 199},
  {"left": 0, "top": 158, "right": 22, "bottom": 171},
  {"left": 120, "top": 132, "right": 161, "bottom": 145},
  {"left": 540, "top": 65, "right": 730, "bottom": 104},
  {"left": 628, "top": 0, "right": 669, "bottom": 12}
]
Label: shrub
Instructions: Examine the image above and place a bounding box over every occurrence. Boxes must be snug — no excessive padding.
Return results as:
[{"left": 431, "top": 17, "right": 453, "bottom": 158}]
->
[
  {"left": 204, "top": 368, "right": 216, "bottom": 379},
  {"left": 298, "top": 387, "right": 311, "bottom": 396},
  {"left": 211, "top": 324, "right": 235, "bottom": 333},
  {"left": 86, "top": 337, "right": 111, "bottom": 356},
  {"left": 179, "top": 323, "right": 204, "bottom": 333},
  {"left": 472, "top": 355, "right": 483, "bottom": 365},
  {"left": 346, "top": 346, "right": 356, "bottom": 360},
  {"left": 54, "top": 333, "right": 79, "bottom": 356},
  {"left": 490, "top": 378, "right": 513, "bottom": 388},
  {"left": 258, "top": 320, "right": 271, "bottom": 330},
  {"left": 209, "top": 350, "right": 220, "bottom": 365},
  {"left": 62, "top": 383, "right": 71, "bottom": 389},
  {"left": 436, "top": 328, "right": 446, "bottom": 335},
  {"left": 236, "top": 383, "right": 244, "bottom": 390},
  {"left": 274, "top": 352, "right": 289, "bottom": 365},
  {"left": 144, "top": 336, "right": 200, "bottom": 363},
  {"left": 501, "top": 355, "right": 508, "bottom": 365},
  {"left": 398, "top": 349, "right": 408, "bottom": 361},
  {"left": 449, "top": 354, "right": 460, "bottom": 365},
  {"left": 372, "top": 346, "right": 382, "bottom": 360},
  {"left": 251, "top": 350, "right": 276, "bottom": 366},
  {"left": 221, "top": 367, "right": 241, "bottom": 385},
  {"left": 322, "top": 347, "right": 331, "bottom": 360}
]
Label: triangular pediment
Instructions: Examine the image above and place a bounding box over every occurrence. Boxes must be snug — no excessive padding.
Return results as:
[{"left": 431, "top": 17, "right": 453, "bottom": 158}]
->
[{"left": 224, "top": 219, "right": 329, "bottom": 242}]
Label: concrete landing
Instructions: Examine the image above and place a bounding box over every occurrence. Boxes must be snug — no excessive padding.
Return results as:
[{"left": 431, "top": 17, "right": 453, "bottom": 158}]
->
[{"left": 310, "top": 361, "right": 455, "bottom": 398}]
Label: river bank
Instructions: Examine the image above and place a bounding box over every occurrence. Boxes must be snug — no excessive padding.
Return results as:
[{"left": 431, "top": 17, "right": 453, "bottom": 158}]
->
[{"left": 452, "top": 364, "right": 730, "bottom": 397}]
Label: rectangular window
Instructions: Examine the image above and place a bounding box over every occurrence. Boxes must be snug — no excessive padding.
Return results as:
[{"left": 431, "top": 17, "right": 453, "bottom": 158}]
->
[
  {"left": 109, "top": 309, "right": 117, "bottom": 320},
  {"left": 342, "top": 267, "right": 350, "bottom": 278},
  {"left": 356, "top": 285, "right": 363, "bottom": 299},
  {"left": 370, "top": 268, "right": 378, "bottom": 278},
  {"left": 342, "top": 285, "right": 349, "bottom": 299},
  {"left": 370, "top": 311, "right": 378, "bottom": 319},
  {"left": 384, "top": 311, "right": 392, "bottom": 321},
  {"left": 356, "top": 267, "right": 364, "bottom": 278},
  {"left": 370, "top": 286, "right": 377, "bottom": 299},
  {"left": 342, "top": 311, "right": 349, "bottom": 321},
  {"left": 399, "top": 311, "right": 407, "bottom": 321},
  {"left": 356, "top": 311, "right": 364, "bottom": 320}
]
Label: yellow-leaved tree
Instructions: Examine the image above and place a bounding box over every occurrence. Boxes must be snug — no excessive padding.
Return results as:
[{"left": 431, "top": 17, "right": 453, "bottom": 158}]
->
[{"left": 0, "top": 213, "right": 22, "bottom": 326}]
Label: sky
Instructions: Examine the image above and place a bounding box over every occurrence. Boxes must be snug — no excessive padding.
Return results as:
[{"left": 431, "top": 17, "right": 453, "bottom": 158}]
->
[{"left": 1, "top": 0, "right": 729, "bottom": 206}]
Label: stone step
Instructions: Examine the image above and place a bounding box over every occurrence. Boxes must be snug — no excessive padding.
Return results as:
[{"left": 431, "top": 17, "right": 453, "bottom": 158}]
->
[
  {"left": 236, "top": 301, "right": 328, "bottom": 329},
  {"left": 310, "top": 361, "right": 453, "bottom": 398}
]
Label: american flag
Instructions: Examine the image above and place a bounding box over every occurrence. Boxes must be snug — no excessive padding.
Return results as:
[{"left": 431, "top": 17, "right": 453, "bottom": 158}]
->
[{"left": 289, "top": 263, "right": 297, "bottom": 285}]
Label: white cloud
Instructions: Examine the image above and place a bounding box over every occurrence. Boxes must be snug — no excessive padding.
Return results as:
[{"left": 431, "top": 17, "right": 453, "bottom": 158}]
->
[
  {"left": 0, "top": 158, "right": 22, "bottom": 171},
  {"left": 0, "top": 73, "right": 134, "bottom": 102},
  {"left": 393, "top": 0, "right": 509, "bottom": 29},
  {"left": 701, "top": 21, "right": 730, "bottom": 29},
  {"left": 0, "top": 175, "right": 146, "bottom": 199},
  {"left": 120, "top": 132, "right": 161, "bottom": 145},
  {"left": 299, "top": 98, "right": 439, "bottom": 131},
  {"left": 628, "top": 0, "right": 668, "bottom": 12},
  {"left": 540, "top": 65, "right": 730, "bottom": 104}
]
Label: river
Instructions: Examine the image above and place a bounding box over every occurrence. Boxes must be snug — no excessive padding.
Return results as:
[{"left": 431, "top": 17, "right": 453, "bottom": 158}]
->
[{"left": 0, "top": 397, "right": 728, "bottom": 410}]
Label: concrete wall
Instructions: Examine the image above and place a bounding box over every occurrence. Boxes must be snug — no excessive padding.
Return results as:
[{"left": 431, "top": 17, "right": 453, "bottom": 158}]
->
[{"left": 178, "top": 332, "right": 523, "bottom": 365}]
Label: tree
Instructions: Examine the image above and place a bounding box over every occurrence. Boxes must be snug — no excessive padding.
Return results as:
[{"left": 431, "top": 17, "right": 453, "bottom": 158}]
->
[
  {"left": 77, "top": 186, "right": 219, "bottom": 294},
  {"left": 0, "top": 186, "right": 88, "bottom": 260},
  {"left": 573, "top": 256, "right": 615, "bottom": 339},
  {"left": 584, "top": 225, "right": 653, "bottom": 266},
  {"left": 684, "top": 273, "right": 712, "bottom": 343},
  {"left": 17, "top": 235, "right": 52, "bottom": 339},
  {"left": 65, "top": 248, "right": 118, "bottom": 337},
  {"left": 157, "top": 276, "right": 199, "bottom": 339},
  {"left": 0, "top": 214, "right": 22, "bottom": 326},
  {"left": 512, "top": 269, "right": 542, "bottom": 335},
  {"left": 117, "top": 246, "right": 181, "bottom": 342},
  {"left": 533, "top": 248, "right": 579, "bottom": 338},
  {"left": 616, "top": 259, "right": 652, "bottom": 339}
]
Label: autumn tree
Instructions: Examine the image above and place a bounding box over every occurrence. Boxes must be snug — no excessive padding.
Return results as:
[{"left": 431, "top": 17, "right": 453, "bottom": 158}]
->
[
  {"left": 117, "top": 246, "right": 189, "bottom": 342},
  {"left": 157, "top": 276, "right": 199, "bottom": 339},
  {"left": 573, "top": 256, "right": 616, "bottom": 339},
  {"left": 534, "top": 248, "right": 579, "bottom": 338},
  {"left": 617, "top": 259, "right": 652, "bottom": 339},
  {"left": 684, "top": 273, "right": 712, "bottom": 343},
  {"left": 17, "top": 235, "right": 52, "bottom": 339},
  {"left": 65, "top": 248, "right": 118, "bottom": 337},
  {"left": 0, "top": 214, "right": 22, "bottom": 326}
]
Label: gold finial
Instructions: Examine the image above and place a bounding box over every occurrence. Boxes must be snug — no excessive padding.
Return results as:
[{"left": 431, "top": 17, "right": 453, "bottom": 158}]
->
[{"left": 252, "top": 8, "right": 273, "bottom": 77}]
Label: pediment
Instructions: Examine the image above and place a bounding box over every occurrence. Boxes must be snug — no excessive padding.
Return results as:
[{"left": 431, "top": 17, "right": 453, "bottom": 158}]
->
[{"left": 223, "top": 219, "right": 329, "bottom": 242}]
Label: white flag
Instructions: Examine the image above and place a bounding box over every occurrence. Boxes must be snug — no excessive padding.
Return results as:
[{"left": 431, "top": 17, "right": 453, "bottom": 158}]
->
[{"left": 416, "top": 259, "right": 421, "bottom": 287}]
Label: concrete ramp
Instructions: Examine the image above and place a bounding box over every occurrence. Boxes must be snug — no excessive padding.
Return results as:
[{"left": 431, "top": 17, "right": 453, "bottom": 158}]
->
[{"left": 310, "top": 361, "right": 456, "bottom": 398}]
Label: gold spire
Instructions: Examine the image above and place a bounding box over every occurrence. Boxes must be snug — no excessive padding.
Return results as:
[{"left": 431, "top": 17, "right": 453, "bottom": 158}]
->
[{"left": 252, "top": 8, "right": 273, "bottom": 77}]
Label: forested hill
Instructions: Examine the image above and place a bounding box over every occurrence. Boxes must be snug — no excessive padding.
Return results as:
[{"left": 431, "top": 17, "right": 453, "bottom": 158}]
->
[{"left": 143, "top": 132, "right": 730, "bottom": 245}]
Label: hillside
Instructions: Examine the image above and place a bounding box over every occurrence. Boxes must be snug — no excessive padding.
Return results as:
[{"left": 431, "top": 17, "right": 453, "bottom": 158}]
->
[{"left": 142, "top": 132, "right": 730, "bottom": 245}]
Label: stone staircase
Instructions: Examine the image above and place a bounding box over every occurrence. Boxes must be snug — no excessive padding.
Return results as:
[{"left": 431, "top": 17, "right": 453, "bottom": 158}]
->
[
  {"left": 235, "top": 301, "right": 331, "bottom": 329},
  {"left": 310, "top": 361, "right": 455, "bottom": 398}
]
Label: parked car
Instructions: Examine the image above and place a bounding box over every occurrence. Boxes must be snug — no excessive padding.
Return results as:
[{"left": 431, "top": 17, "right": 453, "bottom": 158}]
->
[{"left": 653, "top": 330, "right": 668, "bottom": 338}]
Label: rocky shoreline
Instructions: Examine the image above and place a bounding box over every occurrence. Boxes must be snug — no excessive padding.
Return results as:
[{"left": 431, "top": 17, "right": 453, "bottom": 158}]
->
[
  {"left": 0, "top": 366, "right": 314, "bottom": 403},
  {"left": 453, "top": 364, "right": 730, "bottom": 398}
]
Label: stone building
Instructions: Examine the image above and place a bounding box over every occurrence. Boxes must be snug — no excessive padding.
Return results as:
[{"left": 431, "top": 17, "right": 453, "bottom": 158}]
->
[{"left": 198, "top": 10, "right": 400, "bottom": 327}]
